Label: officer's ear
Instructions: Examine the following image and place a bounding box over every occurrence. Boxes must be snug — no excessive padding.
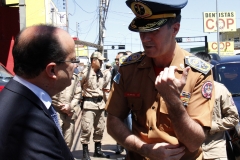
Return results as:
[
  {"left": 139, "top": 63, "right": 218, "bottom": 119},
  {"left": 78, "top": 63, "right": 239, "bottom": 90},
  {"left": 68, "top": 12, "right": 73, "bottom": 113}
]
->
[{"left": 172, "top": 22, "right": 180, "bottom": 36}]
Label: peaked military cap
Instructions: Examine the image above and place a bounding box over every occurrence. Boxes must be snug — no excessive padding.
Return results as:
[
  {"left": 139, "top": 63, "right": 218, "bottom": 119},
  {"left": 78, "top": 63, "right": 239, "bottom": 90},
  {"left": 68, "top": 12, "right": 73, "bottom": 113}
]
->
[{"left": 126, "top": 0, "right": 188, "bottom": 32}]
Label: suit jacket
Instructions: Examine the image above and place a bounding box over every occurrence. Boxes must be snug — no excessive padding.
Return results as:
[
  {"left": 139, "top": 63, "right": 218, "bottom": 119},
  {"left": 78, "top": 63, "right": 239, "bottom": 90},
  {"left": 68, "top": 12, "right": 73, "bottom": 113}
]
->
[{"left": 0, "top": 79, "right": 74, "bottom": 160}]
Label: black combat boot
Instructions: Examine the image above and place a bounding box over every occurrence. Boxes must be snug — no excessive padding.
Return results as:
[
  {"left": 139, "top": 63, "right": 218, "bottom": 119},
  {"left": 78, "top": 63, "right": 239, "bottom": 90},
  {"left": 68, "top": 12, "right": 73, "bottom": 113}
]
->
[
  {"left": 93, "top": 142, "right": 110, "bottom": 158},
  {"left": 82, "top": 144, "right": 91, "bottom": 160},
  {"left": 115, "top": 143, "right": 124, "bottom": 154}
]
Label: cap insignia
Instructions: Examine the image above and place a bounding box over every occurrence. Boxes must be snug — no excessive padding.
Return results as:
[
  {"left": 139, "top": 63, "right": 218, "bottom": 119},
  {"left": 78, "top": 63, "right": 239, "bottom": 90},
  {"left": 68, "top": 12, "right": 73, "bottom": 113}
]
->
[
  {"left": 185, "top": 56, "right": 213, "bottom": 75},
  {"left": 130, "top": 2, "right": 152, "bottom": 18}
]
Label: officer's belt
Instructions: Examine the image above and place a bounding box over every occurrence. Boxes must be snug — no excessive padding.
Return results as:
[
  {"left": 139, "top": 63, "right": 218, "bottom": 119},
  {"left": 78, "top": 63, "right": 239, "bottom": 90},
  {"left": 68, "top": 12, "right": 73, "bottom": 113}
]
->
[{"left": 83, "top": 96, "right": 103, "bottom": 103}]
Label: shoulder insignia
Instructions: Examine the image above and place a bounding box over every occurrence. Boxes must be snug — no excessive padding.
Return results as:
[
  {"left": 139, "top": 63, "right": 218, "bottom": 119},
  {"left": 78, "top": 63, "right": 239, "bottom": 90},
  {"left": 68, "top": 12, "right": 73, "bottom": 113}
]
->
[
  {"left": 120, "top": 52, "right": 145, "bottom": 66},
  {"left": 202, "top": 81, "right": 213, "bottom": 99},
  {"left": 113, "top": 72, "right": 121, "bottom": 84},
  {"left": 185, "top": 56, "right": 213, "bottom": 75}
]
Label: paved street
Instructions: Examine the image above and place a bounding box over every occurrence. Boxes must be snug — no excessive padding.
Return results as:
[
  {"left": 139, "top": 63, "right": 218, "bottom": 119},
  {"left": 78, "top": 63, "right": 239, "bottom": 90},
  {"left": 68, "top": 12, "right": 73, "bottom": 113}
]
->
[{"left": 71, "top": 110, "right": 126, "bottom": 160}]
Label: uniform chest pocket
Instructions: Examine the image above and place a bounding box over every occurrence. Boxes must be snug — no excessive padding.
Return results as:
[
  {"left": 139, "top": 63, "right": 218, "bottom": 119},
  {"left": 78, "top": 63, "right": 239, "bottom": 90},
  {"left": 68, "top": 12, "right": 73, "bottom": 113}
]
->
[
  {"left": 127, "top": 98, "right": 143, "bottom": 111},
  {"left": 87, "top": 76, "right": 98, "bottom": 89}
]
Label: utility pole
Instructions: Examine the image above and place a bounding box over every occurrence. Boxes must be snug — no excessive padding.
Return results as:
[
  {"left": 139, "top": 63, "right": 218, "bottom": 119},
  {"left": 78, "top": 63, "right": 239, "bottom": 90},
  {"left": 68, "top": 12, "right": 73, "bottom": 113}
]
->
[
  {"left": 51, "top": 8, "right": 54, "bottom": 25},
  {"left": 76, "top": 22, "right": 79, "bottom": 39},
  {"left": 19, "top": 0, "right": 26, "bottom": 30},
  {"left": 65, "top": 0, "right": 69, "bottom": 33},
  {"left": 98, "top": 0, "right": 104, "bottom": 54},
  {"left": 205, "top": 36, "right": 208, "bottom": 53}
]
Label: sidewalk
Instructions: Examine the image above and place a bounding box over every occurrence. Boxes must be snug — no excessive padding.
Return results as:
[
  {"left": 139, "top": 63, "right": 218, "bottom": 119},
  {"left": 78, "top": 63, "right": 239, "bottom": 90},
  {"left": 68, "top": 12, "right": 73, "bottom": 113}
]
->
[{"left": 71, "top": 111, "right": 126, "bottom": 160}]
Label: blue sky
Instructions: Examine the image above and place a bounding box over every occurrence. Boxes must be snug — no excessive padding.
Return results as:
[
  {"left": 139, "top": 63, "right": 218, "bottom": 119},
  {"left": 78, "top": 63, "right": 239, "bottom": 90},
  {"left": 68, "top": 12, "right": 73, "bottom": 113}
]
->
[{"left": 53, "top": 0, "right": 240, "bottom": 63}]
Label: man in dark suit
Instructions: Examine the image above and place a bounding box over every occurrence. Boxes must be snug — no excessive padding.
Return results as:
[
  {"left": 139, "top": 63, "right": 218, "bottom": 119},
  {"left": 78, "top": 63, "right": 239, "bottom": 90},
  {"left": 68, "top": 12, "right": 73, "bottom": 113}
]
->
[{"left": 0, "top": 24, "right": 79, "bottom": 159}]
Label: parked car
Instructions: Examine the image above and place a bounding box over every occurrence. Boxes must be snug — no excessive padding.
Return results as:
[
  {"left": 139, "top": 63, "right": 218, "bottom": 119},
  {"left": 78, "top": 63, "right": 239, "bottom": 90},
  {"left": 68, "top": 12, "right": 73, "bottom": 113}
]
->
[
  {"left": 0, "top": 63, "right": 13, "bottom": 91},
  {"left": 211, "top": 56, "right": 240, "bottom": 160}
]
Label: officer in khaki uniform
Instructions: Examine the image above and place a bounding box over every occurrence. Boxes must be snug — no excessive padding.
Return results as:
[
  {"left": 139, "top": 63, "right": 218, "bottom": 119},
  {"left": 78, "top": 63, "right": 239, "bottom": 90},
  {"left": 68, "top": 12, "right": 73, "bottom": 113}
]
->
[
  {"left": 106, "top": 0, "right": 215, "bottom": 160},
  {"left": 102, "top": 63, "right": 112, "bottom": 103},
  {"left": 52, "top": 72, "right": 81, "bottom": 149},
  {"left": 195, "top": 52, "right": 239, "bottom": 160},
  {"left": 80, "top": 52, "right": 110, "bottom": 160}
]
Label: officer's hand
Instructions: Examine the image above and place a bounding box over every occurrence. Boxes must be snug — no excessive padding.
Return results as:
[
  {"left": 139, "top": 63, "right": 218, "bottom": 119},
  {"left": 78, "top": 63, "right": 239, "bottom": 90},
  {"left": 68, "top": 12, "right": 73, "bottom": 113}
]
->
[
  {"left": 155, "top": 66, "right": 190, "bottom": 96},
  {"left": 145, "top": 142, "right": 185, "bottom": 160},
  {"left": 60, "top": 104, "right": 72, "bottom": 116}
]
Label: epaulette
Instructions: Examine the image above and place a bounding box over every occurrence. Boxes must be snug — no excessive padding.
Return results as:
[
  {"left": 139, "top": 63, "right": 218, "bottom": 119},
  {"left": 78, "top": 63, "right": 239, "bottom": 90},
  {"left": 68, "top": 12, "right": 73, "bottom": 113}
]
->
[
  {"left": 119, "top": 52, "right": 145, "bottom": 66},
  {"left": 185, "top": 56, "right": 213, "bottom": 75}
]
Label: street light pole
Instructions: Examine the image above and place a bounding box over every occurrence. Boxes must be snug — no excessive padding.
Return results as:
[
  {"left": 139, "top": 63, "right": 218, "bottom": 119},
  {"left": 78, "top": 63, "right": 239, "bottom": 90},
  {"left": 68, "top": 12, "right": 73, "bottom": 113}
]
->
[
  {"left": 19, "top": 0, "right": 26, "bottom": 30},
  {"left": 216, "top": 0, "right": 220, "bottom": 55}
]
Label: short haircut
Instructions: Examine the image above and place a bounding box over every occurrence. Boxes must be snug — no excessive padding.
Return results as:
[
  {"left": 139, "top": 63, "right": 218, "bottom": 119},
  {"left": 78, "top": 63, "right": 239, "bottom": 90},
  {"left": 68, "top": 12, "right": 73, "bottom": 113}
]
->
[
  {"left": 106, "top": 65, "right": 111, "bottom": 69},
  {"left": 126, "top": 51, "right": 132, "bottom": 54},
  {"left": 195, "top": 52, "right": 211, "bottom": 62},
  {"left": 166, "top": 14, "right": 182, "bottom": 28},
  {"left": 117, "top": 52, "right": 128, "bottom": 56},
  {"left": 13, "top": 24, "right": 67, "bottom": 78}
]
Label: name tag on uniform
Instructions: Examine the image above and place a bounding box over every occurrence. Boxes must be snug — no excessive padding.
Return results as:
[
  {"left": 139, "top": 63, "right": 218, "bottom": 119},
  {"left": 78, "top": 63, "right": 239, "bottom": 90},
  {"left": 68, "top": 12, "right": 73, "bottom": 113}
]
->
[{"left": 124, "top": 92, "right": 140, "bottom": 97}]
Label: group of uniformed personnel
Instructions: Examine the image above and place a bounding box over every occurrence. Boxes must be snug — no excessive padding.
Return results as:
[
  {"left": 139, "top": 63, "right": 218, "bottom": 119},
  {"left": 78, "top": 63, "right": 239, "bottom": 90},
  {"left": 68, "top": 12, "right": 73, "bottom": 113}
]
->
[{"left": 51, "top": 1, "right": 239, "bottom": 160}]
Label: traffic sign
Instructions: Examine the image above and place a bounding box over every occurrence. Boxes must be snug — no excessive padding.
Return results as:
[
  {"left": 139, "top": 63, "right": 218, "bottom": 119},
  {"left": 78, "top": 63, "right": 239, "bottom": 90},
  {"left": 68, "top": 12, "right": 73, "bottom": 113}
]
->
[{"left": 175, "top": 37, "right": 182, "bottom": 43}]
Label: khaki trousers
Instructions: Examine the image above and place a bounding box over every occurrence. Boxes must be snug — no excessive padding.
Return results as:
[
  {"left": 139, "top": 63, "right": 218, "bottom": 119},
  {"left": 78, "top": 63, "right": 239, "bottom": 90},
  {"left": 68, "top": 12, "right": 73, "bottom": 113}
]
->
[
  {"left": 80, "top": 109, "right": 105, "bottom": 144},
  {"left": 57, "top": 112, "right": 75, "bottom": 149}
]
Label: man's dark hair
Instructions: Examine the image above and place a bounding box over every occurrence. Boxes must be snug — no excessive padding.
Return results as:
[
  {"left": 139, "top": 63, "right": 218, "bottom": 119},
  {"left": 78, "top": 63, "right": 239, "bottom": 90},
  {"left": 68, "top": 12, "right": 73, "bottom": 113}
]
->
[
  {"left": 13, "top": 24, "right": 67, "bottom": 78},
  {"left": 195, "top": 52, "right": 211, "bottom": 62},
  {"left": 117, "top": 52, "right": 128, "bottom": 56},
  {"left": 166, "top": 14, "right": 182, "bottom": 28}
]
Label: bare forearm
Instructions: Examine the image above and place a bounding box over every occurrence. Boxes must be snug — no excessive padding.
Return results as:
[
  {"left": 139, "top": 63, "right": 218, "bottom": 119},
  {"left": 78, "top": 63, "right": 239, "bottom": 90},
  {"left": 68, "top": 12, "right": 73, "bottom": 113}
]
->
[
  {"left": 107, "top": 114, "right": 146, "bottom": 156},
  {"left": 167, "top": 100, "right": 205, "bottom": 152}
]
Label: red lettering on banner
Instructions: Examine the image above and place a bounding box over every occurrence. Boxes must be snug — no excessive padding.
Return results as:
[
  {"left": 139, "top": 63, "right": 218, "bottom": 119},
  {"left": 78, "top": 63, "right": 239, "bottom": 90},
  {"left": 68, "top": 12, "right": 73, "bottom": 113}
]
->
[
  {"left": 212, "top": 42, "right": 217, "bottom": 50},
  {"left": 217, "top": 19, "right": 225, "bottom": 29},
  {"left": 220, "top": 43, "right": 224, "bottom": 50},
  {"left": 206, "top": 19, "right": 214, "bottom": 29},
  {"left": 226, "top": 42, "right": 230, "bottom": 48},
  {"left": 227, "top": 19, "right": 234, "bottom": 29}
]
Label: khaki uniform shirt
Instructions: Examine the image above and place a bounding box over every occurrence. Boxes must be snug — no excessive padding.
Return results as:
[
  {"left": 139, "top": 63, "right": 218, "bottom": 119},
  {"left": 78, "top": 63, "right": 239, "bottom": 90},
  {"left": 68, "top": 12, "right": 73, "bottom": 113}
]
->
[
  {"left": 52, "top": 73, "right": 82, "bottom": 120},
  {"left": 80, "top": 67, "right": 105, "bottom": 110},
  {"left": 106, "top": 44, "right": 215, "bottom": 160},
  {"left": 103, "top": 69, "right": 112, "bottom": 90},
  {"left": 202, "top": 81, "right": 239, "bottom": 159}
]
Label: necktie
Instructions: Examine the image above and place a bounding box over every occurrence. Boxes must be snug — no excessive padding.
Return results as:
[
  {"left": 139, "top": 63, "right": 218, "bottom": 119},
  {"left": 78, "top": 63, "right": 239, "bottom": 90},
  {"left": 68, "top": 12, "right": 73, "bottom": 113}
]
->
[{"left": 49, "top": 105, "right": 63, "bottom": 136}]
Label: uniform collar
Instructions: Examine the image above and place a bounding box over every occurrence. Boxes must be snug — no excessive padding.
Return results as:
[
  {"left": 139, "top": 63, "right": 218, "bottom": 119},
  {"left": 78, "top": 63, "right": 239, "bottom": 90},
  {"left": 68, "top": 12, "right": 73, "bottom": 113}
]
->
[
  {"left": 169, "top": 43, "right": 188, "bottom": 72},
  {"left": 137, "top": 43, "right": 188, "bottom": 71}
]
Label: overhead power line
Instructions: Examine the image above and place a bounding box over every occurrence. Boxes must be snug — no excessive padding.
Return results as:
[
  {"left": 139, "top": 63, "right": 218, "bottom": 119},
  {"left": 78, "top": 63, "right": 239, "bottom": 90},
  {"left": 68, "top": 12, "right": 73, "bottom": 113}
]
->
[{"left": 72, "top": 0, "right": 98, "bottom": 13}]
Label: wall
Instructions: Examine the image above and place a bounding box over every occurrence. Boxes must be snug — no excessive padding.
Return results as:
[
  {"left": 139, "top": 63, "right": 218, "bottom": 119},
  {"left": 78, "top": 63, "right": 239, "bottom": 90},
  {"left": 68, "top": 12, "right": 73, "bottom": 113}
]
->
[{"left": 0, "top": 6, "right": 19, "bottom": 74}]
